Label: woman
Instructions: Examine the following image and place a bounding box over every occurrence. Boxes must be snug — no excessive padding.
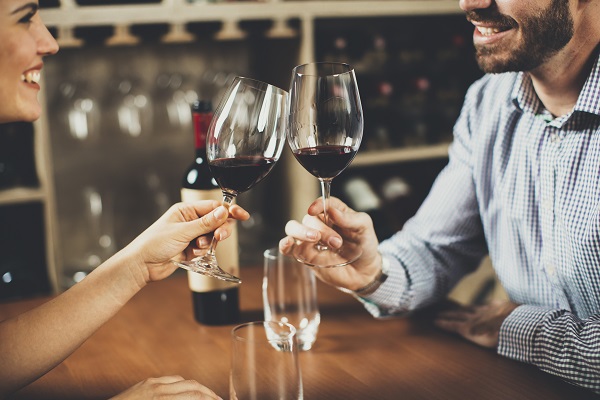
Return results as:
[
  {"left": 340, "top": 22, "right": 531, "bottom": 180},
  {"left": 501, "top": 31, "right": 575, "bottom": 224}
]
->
[{"left": 0, "top": 1, "right": 247, "bottom": 398}]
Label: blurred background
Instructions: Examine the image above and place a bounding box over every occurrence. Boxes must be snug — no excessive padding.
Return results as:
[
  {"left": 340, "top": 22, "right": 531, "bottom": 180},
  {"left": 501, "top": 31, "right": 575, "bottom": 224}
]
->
[{"left": 0, "top": 0, "right": 492, "bottom": 301}]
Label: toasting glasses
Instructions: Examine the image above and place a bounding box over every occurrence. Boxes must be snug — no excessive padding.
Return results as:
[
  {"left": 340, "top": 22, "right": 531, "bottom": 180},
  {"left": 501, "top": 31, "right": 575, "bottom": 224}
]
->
[
  {"left": 174, "top": 77, "right": 288, "bottom": 282},
  {"left": 287, "top": 62, "right": 364, "bottom": 268}
]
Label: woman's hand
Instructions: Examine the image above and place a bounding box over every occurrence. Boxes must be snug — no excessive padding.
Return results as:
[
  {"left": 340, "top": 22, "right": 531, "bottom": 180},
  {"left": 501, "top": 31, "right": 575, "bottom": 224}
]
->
[
  {"left": 124, "top": 200, "right": 249, "bottom": 283},
  {"left": 110, "top": 376, "right": 222, "bottom": 400},
  {"left": 279, "top": 196, "right": 382, "bottom": 291}
]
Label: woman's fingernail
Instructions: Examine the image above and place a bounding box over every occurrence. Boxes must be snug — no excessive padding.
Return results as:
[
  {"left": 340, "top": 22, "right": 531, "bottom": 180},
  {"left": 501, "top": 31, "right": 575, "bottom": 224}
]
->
[
  {"left": 329, "top": 237, "right": 342, "bottom": 248},
  {"left": 199, "top": 237, "right": 210, "bottom": 247},
  {"left": 214, "top": 206, "right": 227, "bottom": 219},
  {"left": 306, "top": 230, "right": 318, "bottom": 240}
]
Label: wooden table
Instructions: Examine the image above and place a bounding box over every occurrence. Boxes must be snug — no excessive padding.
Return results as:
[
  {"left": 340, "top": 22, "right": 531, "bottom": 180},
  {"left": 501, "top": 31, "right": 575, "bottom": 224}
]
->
[{"left": 1, "top": 265, "right": 596, "bottom": 400}]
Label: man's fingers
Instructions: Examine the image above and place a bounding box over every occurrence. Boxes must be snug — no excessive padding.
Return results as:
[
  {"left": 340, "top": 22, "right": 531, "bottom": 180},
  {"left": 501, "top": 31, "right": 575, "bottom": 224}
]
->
[
  {"left": 285, "top": 219, "right": 322, "bottom": 243},
  {"left": 327, "top": 207, "right": 371, "bottom": 231},
  {"left": 434, "top": 318, "right": 465, "bottom": 335},
  {"left": 308, "top": 196, "right": 350, "bottom": 215},
  {"left": 436, "top": 308, "right": 475, "bottom": 322},
  {"left": 279, "top": 236, "right": 294, "bottom": 254}
]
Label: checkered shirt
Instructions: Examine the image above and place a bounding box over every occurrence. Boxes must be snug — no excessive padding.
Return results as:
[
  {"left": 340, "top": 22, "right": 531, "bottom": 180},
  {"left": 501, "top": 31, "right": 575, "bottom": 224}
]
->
[{"left": 360, "top": 53, "right": 600, "bottom": 393}]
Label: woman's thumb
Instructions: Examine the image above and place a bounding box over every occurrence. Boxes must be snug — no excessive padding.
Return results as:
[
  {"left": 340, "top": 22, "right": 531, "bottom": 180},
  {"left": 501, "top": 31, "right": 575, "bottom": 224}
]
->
[{"left": 183, "top": 206, "right": 228, "bottom": 240}]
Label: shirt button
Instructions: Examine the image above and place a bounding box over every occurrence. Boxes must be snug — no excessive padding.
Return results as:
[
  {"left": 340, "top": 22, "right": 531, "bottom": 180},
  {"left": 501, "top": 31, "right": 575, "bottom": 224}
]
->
[
  {"left": 547, "top": 264, "right": 556, "bottom": 276},
  {"left": 550, "top": 133, "right": 560, "bottom": 143}
]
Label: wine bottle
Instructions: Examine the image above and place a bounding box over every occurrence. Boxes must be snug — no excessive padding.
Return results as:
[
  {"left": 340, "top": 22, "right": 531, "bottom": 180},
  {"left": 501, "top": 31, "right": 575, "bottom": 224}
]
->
[{"left": 181, "top": 100, "right": 240, "bottom": 325}]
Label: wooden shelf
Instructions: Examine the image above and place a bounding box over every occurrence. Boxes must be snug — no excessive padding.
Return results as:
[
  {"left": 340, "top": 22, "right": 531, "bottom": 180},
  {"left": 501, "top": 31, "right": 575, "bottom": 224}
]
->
[
  {"left": 350, "top": 143, "right": 449, "bottom": 168},
  {"left": 0, "top": 188, "right": 46, "bottom": 206},
  {"left": 40, "top": 1, "right": 462, "bottom": 28}
]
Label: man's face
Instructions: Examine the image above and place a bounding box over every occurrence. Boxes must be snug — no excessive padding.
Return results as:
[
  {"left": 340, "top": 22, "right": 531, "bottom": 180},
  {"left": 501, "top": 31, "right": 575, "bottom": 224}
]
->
[{"left": 463, "top": 0, "right": 574, "bottom": 73}]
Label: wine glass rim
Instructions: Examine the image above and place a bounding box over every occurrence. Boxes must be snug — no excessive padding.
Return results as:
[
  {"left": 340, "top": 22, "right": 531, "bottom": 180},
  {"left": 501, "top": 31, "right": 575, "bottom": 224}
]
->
[
  {"left": 233, "top": 76, "right": 288, "bottom": 96},
  {"left": 232, "top": 321, "right": 296, "bottom": 343},
  {"left": 292, "top": 62, "right": 355, "bottom": 77},
  {"left": 263, "top": 247, "right": 284, "bottom": 261}
]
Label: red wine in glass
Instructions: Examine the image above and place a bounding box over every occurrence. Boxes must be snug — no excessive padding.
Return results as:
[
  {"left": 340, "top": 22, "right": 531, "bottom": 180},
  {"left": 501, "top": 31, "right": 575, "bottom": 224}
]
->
[
  {"left": 210, "top": 156, "right": 277, "bottom": 195},
  {"left": 293, "top": 145, "right": 357, "bottom": 180}
]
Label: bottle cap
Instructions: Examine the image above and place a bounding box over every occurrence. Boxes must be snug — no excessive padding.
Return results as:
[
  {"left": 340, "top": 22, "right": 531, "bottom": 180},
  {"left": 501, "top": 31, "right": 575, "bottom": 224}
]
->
[{"left": 192, "top": 100, "right": 213, "bottom": 113}]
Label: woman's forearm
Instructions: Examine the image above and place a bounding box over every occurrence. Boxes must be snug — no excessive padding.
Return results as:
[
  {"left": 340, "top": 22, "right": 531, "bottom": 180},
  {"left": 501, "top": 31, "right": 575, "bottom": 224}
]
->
[{"left": 0, "top": 248, "right": 146, "bottom": 396}]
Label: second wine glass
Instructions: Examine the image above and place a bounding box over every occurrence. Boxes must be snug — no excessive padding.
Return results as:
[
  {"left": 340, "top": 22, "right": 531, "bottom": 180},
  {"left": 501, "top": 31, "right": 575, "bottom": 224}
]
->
[
  {"left": 287, "top": 62, "right": 364, "bottom": 268},
  {"left": 174, "top": 77, "right": 288, "bottom": 283}
]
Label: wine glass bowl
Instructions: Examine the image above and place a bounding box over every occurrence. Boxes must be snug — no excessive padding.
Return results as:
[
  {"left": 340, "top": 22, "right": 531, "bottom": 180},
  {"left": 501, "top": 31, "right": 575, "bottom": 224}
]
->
[
  {"left": 287, "top": 62, "right": 363, "bottom": 268},
  {"left": 174, "top": 77, "right": 288, "bottom": 282}
]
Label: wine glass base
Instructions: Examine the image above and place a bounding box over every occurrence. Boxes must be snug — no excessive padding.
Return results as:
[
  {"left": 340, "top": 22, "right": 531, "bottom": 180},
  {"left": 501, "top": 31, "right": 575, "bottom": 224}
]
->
[
  {"left": 290, "top": 241, "right": 362, "bottom": 269},
  {"left": 173, "top": 254, "right": 242, "bottom": 283}
]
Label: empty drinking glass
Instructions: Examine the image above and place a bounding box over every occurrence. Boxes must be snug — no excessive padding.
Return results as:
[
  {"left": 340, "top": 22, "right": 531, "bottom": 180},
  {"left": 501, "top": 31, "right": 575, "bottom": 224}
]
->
[
  {"left": 230, "top": 321, "right": 303, "bottom": 400},
  {"left": 263, "top": 248, "right": 320, "bottom": 351}
]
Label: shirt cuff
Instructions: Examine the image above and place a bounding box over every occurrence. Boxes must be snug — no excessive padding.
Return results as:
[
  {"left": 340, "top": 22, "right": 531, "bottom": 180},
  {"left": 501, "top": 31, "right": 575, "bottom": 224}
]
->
[
  {"left": 354, "top": 255, "right": 410, "bottom": 318},
  {"left": 497, "top": 304, "right": 555, "bottom": 364}
]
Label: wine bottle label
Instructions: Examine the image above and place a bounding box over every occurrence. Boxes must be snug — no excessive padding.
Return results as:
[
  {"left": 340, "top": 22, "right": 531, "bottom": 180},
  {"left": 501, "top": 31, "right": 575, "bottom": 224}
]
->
[{"left": 181, "top": 188, "right": 240, "bottom": 292}]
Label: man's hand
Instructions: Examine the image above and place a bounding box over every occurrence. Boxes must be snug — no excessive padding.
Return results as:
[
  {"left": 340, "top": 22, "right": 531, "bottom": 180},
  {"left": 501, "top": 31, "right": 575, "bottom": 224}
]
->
[
  {"left": 434, "top": 301, "right": 519, "bottom": 348},
  {"left": 279, "top": 196, "right": 382, "bottom": 291}
]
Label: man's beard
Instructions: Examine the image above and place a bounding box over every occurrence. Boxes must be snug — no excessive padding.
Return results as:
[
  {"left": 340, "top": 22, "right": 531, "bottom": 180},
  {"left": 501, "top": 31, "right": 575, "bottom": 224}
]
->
[{"left": 468, "top": 0, "right": 574, "bottom": 73}]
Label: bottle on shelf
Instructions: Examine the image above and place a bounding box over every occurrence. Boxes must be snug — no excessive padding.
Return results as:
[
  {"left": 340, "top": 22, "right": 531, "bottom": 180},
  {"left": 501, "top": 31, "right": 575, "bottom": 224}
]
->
[
  {"left": 181, "top": 100, "right": 240, "bottom": 325},
  {"left": 342, "top": 176, "right": 393, "bottom": 240}
]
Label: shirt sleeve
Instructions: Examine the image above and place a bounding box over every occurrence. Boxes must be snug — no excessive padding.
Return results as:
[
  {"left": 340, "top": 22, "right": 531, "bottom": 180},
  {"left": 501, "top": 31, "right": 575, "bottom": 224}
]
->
[
  {"left": 499, "top": 305, "right": 600, "bottom": 393},
  {"left": 357, "top": 80, "right": 490, "bottom": 317}
]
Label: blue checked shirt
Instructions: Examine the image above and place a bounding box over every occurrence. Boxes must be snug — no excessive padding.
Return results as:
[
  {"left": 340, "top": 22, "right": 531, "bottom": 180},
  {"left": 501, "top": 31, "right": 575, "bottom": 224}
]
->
[{"left": 362, "top": 53, "right": 600, "bottom": 392}]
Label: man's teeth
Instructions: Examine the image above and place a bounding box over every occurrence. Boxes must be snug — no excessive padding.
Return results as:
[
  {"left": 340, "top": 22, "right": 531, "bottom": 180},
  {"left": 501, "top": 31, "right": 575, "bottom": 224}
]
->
[
  {"left": 21, "top": 71, "right": 41, "bottom": 84},
  {"left": 477, "top": 26, "right": 502, "bottom": 36}
]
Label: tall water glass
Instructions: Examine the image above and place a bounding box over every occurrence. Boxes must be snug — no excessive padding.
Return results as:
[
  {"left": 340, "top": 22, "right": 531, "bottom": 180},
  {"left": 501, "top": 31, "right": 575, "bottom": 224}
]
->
[
  {"left": 263, "top": 248, "right": 320, "bottom": 351},
  {"left": 230, "top": 321, "right": 303, "bottom": 400}
]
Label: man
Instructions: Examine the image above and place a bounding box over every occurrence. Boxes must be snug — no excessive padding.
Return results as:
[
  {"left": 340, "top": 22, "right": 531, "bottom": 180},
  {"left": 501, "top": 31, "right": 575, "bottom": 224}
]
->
[{"left": 281, "top": 0, "right": 600, "bottom": 393}]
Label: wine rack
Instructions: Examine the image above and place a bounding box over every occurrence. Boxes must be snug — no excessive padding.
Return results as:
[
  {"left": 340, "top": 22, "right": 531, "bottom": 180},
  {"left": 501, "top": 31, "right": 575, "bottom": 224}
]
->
[{"left": 0, "top": 0, "right": 475, "bottom": 294}]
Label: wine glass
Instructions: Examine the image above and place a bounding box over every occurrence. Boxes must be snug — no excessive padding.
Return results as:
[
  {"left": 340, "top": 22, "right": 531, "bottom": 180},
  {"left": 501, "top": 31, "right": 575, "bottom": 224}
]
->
[
  {"left": 174, "top": 77, "right": 288, "bottom": 283},
  {"left": 287, "top": 62, "right": 363, "bottom": 268}
]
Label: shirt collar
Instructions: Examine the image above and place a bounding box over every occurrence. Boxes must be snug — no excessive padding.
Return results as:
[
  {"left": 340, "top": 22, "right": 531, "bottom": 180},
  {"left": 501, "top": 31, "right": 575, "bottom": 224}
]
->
[
  {"left": 511, "top": 50, "right": 600, "bottom": 120},
  {"left": 573, "top": 50, "right": 600, "bottom": 116}
]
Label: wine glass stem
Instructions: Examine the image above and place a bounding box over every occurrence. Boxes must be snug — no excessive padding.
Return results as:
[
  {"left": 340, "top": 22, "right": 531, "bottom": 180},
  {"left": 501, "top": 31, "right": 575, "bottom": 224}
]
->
[
  {"left": 206, "top": 193, "right": 235, "bottom": 255},
  {"left": 319, "top": 179, "right": 332, "bottom": 228}
]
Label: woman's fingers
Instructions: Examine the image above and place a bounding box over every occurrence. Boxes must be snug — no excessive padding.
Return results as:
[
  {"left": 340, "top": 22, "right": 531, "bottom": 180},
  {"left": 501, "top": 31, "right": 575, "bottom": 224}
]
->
[
  {"left": 229, "top": 204, "right": 250, "bottom": 220},
  {"left": 112, "top": 376, "right": 223, "bottom": 400}
]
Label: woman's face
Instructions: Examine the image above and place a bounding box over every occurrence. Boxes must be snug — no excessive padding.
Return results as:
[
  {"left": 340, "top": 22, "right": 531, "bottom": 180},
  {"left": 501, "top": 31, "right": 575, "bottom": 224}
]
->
[{"left": 0, "top": 1, "right": 58, "bottom": 123}]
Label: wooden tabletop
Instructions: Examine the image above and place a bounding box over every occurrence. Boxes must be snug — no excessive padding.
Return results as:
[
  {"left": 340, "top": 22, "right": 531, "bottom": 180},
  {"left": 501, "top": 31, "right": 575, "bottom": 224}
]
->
[{"left": 1, "top": 265, "right": 596, "bottom": 400}]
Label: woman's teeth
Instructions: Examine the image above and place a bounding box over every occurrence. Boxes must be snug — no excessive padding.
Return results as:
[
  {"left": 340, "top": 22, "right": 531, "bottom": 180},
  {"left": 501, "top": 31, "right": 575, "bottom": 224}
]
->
[
  {"left": 21, "top": 71, "right": 41, "bottom": 84},
  {"left": 477, "top": 26, "right": 502, "bottom": 37}
]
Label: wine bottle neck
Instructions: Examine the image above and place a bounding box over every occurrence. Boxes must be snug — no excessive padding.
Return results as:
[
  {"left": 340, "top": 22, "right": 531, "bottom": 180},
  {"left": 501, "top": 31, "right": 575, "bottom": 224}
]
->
[{"left": 193, "top": 111, "right": 212, "bottom": 150}]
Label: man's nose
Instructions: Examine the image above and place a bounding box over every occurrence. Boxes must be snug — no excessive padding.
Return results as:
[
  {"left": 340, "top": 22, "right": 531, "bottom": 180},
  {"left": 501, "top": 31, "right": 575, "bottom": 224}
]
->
[{"left": 459, "top": 0, "right": 493, "bottom": 12}]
